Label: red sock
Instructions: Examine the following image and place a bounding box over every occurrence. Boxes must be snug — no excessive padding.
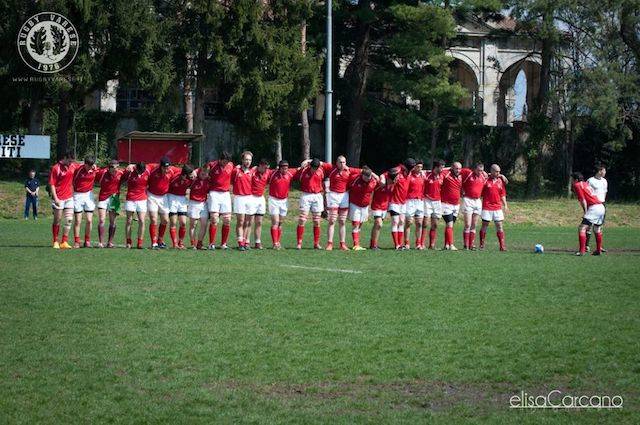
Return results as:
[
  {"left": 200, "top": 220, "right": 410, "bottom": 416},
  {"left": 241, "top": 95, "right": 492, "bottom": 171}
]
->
[
  {"left": 178, "top": 225, "right": 186, "bottom": 242},
  {"left": 429, "top": 229, "right": 436, "bottom": 248},
  {"left": 469, "top": 230, "right": 476, "bottom": 248},
  {"left": 149, "top": 224, "right": 158, "bottom": 244},
  {"left": 158, "top": 223, "right": 167, "bottom": 243},
  {"left": 270, "top": 226, "right": 278, "bottom": 245},
  {"left": 595, "top": 232, "right": 602, "bottom": 252},
  {"left": 397, "top": 231, "right": 404, "bottom": 247},
  {"left": 221, "top": 224, "right": 230, "bottom": 245},
  {"left": 419, "top": 228, "right": 427, "bottom": 247},
  {"left": 351, "top": 222, "right": 360, "bottom": 246},
  {"left": 579, "top": 230, "right": 587, "bottom": 253},
  {"left": 296, "top": 224, "right": 304, "bottom": 244},
  {"left": 137, "top": 237, "right": 143, "bottom": 248},
  {"left": 62, "top": 234, "right": 69, "bottom": 243},
  {"left": 170, "top": 227, "right": 177, "bottom": 247},
  {"left": 313, "top": 225, "right": 321, "bottom": 246},
  {"left": 98, "top": 225, "right": 105, "bottom": 244},
  {"left": 127, "top": 237, "right": 132, "bottom": 246},
  {"left": 497, "top": 231, "right": 505, "bottom": 250},
  {"left": 74, "top": 235, "right": 80, "bottom": 244},
  {"left": 446, "top": 227, "right": 454, "bottom": 246},
  {"left": 84, "top": 233, "right": 90, "bottom": 243},
  {"left": 479, "top": 229, "right": 486, "bottom": 247},
  {"left": 190, "top": 238, "right": 196, "bottom": 247},
  {"left": 209, "top": 223, "right": 217, "bottom": 245},
  {"left": 52, "top": 224, "right": 60, "bottom": 243},
  {"left": 463, "top": 231, "right": 469, "bottom": 248}
]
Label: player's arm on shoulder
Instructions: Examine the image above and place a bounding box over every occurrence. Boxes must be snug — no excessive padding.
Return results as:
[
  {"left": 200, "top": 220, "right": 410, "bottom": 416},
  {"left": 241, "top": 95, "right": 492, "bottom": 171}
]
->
[{"left": 499, "top": 174, "right": 509, "bottom": 184}]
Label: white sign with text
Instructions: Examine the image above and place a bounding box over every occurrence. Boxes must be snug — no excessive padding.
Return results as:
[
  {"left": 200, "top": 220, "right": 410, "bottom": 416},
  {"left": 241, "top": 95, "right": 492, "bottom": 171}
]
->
[{"left": 0, "top": 134, "right": 50, "bottom": 159}]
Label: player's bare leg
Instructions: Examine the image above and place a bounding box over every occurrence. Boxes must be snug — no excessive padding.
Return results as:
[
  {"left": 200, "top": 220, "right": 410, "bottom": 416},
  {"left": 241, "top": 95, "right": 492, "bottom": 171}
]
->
[
  {"left": 404, "top": 215, "right": 413, "bottom": 249},
  {"left": 326, "top": 207, "right": 338, "bottom": 250},
  {"left": 107, "top": 210, "right": 117, "bottom": 248},
  {"left": 169, "top": 213, "right": 178, "bottom": 248},
  {"left": 296, "top": 211, "right": 308, "bottom": 249},
  {"left": 57, "top": 208, "right": 73, "bottom": 249},
  {"left": 415, "top": 216, "right": 425, "bottom": 249},
  {"left": 236, "top": 213, "right": 247, "bottom": 250},
  {"left": 338, "top": 208, "right": 349, "bottom": 250},
  {"left": 149, "top": 210, "right": 159, "bottom": 248},
  {"left": 208, "top": 212, "right": 219, "bottom": 249},
  {"left": 73, "top": 211, "right": 83, "bottom": 248},
  {"left": 429, "top": 216, "right": 439, "bottom": 250},
  {"left": 83, "top": 211, "right": 94, "bottom": 247},
  {"left": 189, "top": 217, "right": 198, "bottom": 248},
  {"left": 253, "top": 214, "right": 263, "bottom": 249},
  {"left": 312, "top": 212, "right": 322, "bottom": 249},
  {"left": 243, "top": 215, "right": 253, "bottom": 249},
  {"left": 177, "top": 214, "right": 187, "bottom": 249},
  {"left": 125, "top": 211, "right": 134, "bottom": 248},
  {"left": 197, "top": 216, "right": 208, "bottom": 249},
  {"left": 370, "top": 217, "right": 383, "bottom": 249},
  {"left": 136, "top": 211, "right": 147, "bottom": 249},
  {"left": 97, "top": 208, "right": 107, "bottom": 247}
]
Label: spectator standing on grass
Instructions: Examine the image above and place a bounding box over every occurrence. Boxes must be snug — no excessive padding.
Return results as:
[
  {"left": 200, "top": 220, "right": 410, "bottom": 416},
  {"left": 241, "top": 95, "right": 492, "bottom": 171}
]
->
[{"left": 24, "top": 170, "right": 39, "bottom": 220}]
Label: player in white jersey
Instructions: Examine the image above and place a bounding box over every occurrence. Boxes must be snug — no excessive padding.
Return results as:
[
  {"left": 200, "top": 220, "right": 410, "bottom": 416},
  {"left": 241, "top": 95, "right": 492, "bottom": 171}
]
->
[{"left": 586, "top": 165, "right": 608, "bottom": 251}]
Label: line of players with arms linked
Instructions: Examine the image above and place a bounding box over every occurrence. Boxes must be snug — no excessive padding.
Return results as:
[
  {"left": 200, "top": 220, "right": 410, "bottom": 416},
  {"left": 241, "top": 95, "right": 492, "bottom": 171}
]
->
[{"left": 46, "top": 149, "right": 609, "bottom": 254}]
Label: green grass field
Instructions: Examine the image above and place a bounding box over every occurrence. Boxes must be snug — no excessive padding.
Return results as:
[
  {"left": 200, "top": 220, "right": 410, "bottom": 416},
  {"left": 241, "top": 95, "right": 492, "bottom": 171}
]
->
[{"left": 1, "top": 214, "right": 639, "bottom": 424}]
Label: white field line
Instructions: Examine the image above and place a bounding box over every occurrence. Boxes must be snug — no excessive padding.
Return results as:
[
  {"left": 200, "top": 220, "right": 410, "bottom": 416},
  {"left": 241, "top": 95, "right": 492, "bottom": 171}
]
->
[{"left": 280, "top": 264, "right": 363, "bottom": 274}]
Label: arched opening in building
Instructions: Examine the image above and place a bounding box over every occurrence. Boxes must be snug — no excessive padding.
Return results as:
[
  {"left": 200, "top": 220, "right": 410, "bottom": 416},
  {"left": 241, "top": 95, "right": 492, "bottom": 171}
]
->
[
  {"left": 450, "top": 59, "right": 480, "bottom": 111},
  {"left": 497, "top": 60, "right": 540, "bottom": 125}
]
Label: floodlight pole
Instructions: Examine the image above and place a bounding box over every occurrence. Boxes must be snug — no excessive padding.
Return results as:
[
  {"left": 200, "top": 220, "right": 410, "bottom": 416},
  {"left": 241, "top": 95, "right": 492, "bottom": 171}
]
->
[{"left": 325, "top": 0, "right": 333, "bottom": 164}]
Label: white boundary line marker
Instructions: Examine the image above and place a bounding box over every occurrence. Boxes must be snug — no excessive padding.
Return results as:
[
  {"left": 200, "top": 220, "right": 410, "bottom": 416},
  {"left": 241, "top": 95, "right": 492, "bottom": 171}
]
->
[{"left": 280, "top": 264, "right": 362, "bottom": 274}]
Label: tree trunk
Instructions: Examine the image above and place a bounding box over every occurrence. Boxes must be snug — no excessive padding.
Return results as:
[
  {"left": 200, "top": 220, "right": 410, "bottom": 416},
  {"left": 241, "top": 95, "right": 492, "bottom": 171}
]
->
[
  {"left": 345, "top": 12, "right": 372, "bottom": 166},
  {"left": 564, "top": 122, "right": 574, "bottom": 197},
  {"left": 184, "top": 55, "right": 194, "bottom": 133},
  {"left": 56, "top": 90, "right": 71, "bottom": 160},
  {"left": 275, "top": 127, "right": 283, "bottom": 163},
  {"left": 29, "top": 96, "right": 43, "bottom": 135},
  {"left": 300, "top": 20, "right": 311, "bottom": 160},
  {"left": 193, "top": 53, "right": 207, "bottom": 135}
]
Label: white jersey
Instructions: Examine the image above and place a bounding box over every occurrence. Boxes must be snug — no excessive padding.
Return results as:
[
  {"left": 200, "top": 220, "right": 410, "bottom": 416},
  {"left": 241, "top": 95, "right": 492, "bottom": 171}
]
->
[{"left": 587, "top": 176, "right": 608, "bottom": 203}]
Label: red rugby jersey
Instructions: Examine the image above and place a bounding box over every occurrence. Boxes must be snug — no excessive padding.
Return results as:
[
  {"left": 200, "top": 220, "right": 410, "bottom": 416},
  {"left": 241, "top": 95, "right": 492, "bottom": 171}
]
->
[
  {"left": 461, "top": 168, "right": 487, "bottom": 199},
  {"left": 147, "top": 165, "right": 182, "bottom": 196},
  {"left": 295, "top": 166, "right": 325, "bottom": 194},
  {"left": 231, "top": 166, "right": 254, "bottom": 196},
  {"left": 206, "top": 160, "right": 235, "bottom": 192},
  {"left": 268, "top": 168, "right": 298, "bottom": 199},
  {"left": 406, "top": 172, "right": 425, "bottom": 200},
  {"left": 423, "top": 171, "right": 444, "bottom": 201},
  {"left": 348, "top": 174, "right": 377, "bottom": 207},
  {"left": 573, "top": 181, "right": 601, "bottom": 207},
  {"left": 124, "top": 168, "right": 151, "bottom": 201},
  {"left": 440, "top": 169, "right": 462, "bottom": 205},
  {"left": 168, "top": 175, "right": 193, "bottom": 196},
  {"left": 97, "top": 168, "right": 125, "bottom": 201},
  {"left": 72, "top": 166, "right": 99, "bottom": 193},
  {"left": 371, "top": 181, "right": 393, "bottom": 211},
  {"left": 481, "top": 177, "right": 506, "bottom": 211},
  {"left": 323, "top": 163, "right": 362, "bottom": 193},
  {"left": 390, "top": 172, "right": 409, "bottom": 204},
  {"left": 189, "top": 175, "right": 210, "bottom": 202},
  {"left": 251, "top": 169, "right": 274, "bottom": 196},
  {"left": 49, "top": 162, "right": 82, "bottom": 200}
]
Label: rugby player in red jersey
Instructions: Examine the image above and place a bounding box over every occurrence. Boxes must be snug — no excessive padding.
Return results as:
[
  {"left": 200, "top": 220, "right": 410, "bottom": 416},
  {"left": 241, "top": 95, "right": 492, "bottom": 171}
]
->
[
  {"left": 479, "top": 164, "right": 508, "bottom": 251},
  {"left": 321, "top": 156, "right": 361, "bottom": 251},
  {"left": 422, "top": 159, "right": 445, "bottom": 250},
  {"left": 71, "top": 156, "right": 99, "bottom": 248},
  {"left": 187, "top": 167, "right": 210, "bottom": 249},
  {"left": 460, "top": 163, "right": 487, "bottom": 250},
  {"left": 123, "top": 162, "right": 151, "bottom": 249},
  {"left": 572, "top": 172, "right": 606, "bottom": 256},
  {"left": 146, "top": 157, "right": 182, "bottom": 249},
  {"left": 404, "top": 160, "right": 425, "bottom": 249},
  {"left": 95, "top": 160, "right": 125, "bottom": 248},
  {"left": 246, "top": 159, "right": 275, "bottom": 250},
  {"left": 49, "top": 151, "right": 83, "bottom": 249},
  {"left": 267, "top": 160, "right": 308, "bottom": 249},
  {"left": 440, "top": 161, "right": 463, "bottom": 250},
  {"left": 294, "top": 158, "right": 326, "bottom": 249},
  {"left": 389, "top": 159, "right": 414, "bottom": 250},
  {"left": 231, "top": 151, "right": 255, "bottom": 251},
  {"left": 347, "top": 166, "right": 379, "bottom": 250},
  {"left": 369, "top": 170, "right": 394, "bottom": 250},
  {"left": 205, "top": 151, "right": 234, "bottom": 249},
  {"left": 167, "top": 165, "right": 194, "bottom": 249}
]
